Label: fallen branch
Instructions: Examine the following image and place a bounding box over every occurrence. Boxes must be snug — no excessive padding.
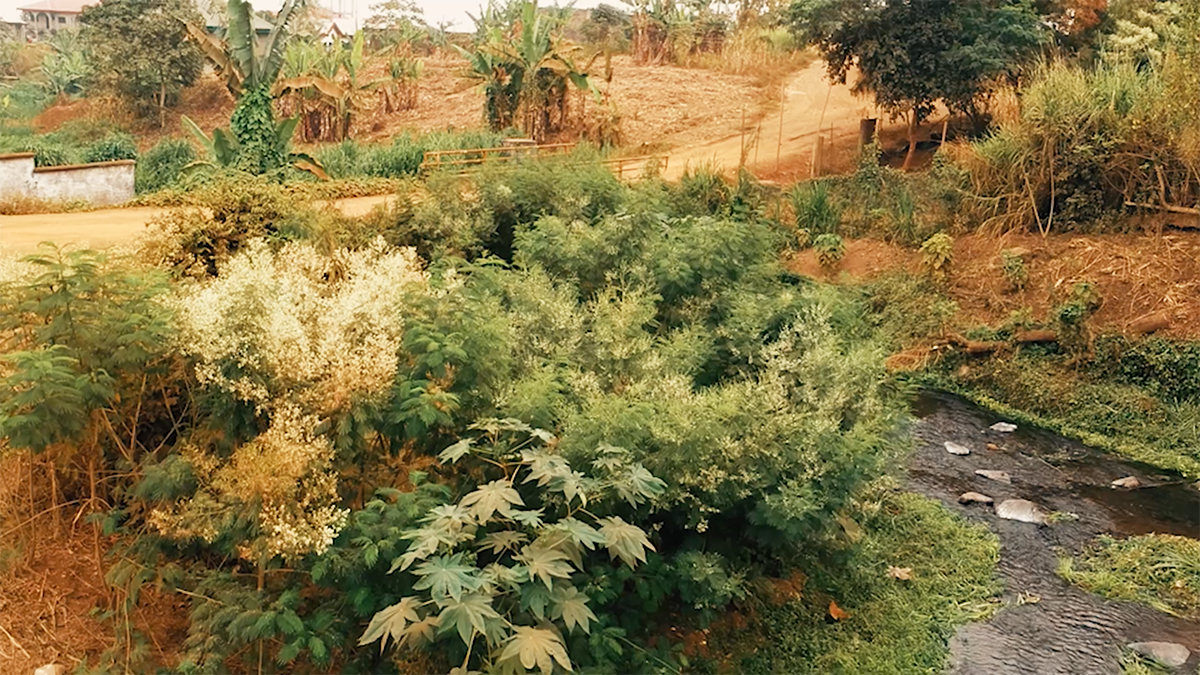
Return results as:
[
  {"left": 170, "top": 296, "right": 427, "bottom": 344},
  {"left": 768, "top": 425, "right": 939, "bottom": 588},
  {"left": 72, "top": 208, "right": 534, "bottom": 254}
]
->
[
  {"left": 1127, "top": 310, "right": 1172, "bottom": 336},
  {"left": 945, "top": 333, "right": 1003, "bottom": 354},
  {"left": 1124, "top": 201, "right": 1200, "bottom": 227}
]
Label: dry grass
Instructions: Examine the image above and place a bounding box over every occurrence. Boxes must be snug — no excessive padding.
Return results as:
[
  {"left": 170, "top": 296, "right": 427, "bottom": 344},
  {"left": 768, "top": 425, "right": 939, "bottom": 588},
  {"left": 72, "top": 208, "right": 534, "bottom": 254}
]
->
[{"left": 0, "top": 194, "right": 91, "bottom": 216}]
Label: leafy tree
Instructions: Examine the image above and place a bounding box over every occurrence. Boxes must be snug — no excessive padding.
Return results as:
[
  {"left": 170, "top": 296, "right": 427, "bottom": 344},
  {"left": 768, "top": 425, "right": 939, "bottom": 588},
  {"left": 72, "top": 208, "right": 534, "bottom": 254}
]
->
[
  {"left": 39, "top": 29, "right": 90, "bottom": 97},
  {"left": 81, "top": 0, "right": 204, "bottom": 125},
  {"left": 789, "top": 0, "right": 1045, "bottom": 168}
]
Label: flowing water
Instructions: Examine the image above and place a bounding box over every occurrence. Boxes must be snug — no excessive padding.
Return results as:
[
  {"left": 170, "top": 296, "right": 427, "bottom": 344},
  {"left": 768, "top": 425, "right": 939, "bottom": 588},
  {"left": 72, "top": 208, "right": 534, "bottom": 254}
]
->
[{"left": 907, "top": 392, "right": 1200, "bottom": 675}]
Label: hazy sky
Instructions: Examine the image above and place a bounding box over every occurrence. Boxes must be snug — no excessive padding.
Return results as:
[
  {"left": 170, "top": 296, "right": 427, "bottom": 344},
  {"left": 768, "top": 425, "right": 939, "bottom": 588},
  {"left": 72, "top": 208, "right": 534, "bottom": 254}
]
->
[{"left": 1, "top": 0, "right": 606, "bottom": 30}]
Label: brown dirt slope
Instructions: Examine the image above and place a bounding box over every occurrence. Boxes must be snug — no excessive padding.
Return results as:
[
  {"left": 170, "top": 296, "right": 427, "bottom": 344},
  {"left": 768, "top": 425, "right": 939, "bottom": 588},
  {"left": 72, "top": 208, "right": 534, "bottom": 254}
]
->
[{"left": 790, "top": 231, "right": 1200, "bottom": 340}]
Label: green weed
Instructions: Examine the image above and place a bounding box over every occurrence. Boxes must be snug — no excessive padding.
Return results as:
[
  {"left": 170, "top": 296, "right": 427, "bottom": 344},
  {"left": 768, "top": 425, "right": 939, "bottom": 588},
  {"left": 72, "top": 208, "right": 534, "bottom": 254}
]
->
[{"left": 1059, "top": 534, "right": 1200, "bottom": 620}]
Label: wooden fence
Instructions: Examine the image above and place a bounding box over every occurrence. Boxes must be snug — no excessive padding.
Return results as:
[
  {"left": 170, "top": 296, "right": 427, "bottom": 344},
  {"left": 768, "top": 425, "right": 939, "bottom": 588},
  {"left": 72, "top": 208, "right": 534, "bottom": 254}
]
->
[{"left": 420, "top": 142, "right": 668, "bottom": 180}]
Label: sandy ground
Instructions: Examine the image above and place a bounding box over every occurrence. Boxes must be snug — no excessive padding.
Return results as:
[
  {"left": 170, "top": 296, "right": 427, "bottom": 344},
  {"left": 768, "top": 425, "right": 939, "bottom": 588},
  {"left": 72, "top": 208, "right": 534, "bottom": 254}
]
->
[{"left": 663, "top": 61, "right": 906, "bottom": 181}]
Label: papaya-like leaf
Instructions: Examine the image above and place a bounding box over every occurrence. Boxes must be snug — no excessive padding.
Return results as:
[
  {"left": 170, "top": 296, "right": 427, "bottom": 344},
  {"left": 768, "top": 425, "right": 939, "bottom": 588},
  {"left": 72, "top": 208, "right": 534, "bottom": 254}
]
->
[{"left": 498, "top": 626, "right": 573, "bottom": 675}]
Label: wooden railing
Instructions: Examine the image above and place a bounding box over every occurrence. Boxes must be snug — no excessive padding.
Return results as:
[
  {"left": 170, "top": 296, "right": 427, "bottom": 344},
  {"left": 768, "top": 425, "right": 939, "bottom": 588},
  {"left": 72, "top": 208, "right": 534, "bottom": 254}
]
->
[{"left": 420, "top": 142, "right": 668, "bottom": 181}]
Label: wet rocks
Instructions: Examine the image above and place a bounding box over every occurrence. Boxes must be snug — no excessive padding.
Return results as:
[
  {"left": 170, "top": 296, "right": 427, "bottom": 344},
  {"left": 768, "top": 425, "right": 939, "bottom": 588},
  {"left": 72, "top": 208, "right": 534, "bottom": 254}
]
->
[
  {"left": 945, "top": 441, "right": 972, "bottom": 456},
  {"left": 1111, "top": 476, "right": 1141, "bottom": 489},
  {"left": 959, "top": 492, "right": 995, "bottom": 505},
  {"left": 1126, "top": 641, "right": 1191, "bottom": 667},
  {"left": 989, "top": 422, "right": 1018, "bottom": 433},
  {"left": 995, "top": 499, "right": 1047, "bottom": 525},
  {"left": 986, "top": 442, "right": 1000, "bottom": 451},
  {"left": 975, "top": 469, "right": 1013, "bottom": 484}
]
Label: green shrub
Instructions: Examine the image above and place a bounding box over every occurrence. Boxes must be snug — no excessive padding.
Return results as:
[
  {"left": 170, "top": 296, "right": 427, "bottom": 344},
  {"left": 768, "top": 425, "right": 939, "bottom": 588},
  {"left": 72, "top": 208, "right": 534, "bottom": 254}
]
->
[
  {"left": 1000, "top": 249, "right": 1028, "bottom": 291},
  {"left": 83, "top": 132, "right": 138, "bottom": 163},
  {"left": 135, "top": 137, "right": 197, "bottom": 194},
  {"left": 919, "top": 232, "right": 953, "bottom": 284},
  {"left": 814, "top": 232, "right": 845, "bottom": 272},
  {"left": 789, "top": 180, "right": 841, "bottom": 238}
]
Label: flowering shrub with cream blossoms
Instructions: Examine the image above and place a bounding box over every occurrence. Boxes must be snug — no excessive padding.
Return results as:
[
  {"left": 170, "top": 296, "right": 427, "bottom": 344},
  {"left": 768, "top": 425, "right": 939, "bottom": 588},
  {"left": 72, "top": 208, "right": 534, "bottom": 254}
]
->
[
  {"left": 156, "top": 238, "right": 429, "bottom": 562},
  {"left": 171, "top": 237, "right": 428, "bottom": 416}
]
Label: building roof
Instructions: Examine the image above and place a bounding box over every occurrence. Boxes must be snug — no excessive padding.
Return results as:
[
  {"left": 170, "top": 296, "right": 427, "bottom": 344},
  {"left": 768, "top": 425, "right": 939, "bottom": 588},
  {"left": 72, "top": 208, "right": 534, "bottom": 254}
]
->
[
  {"left": 1, "top": 7, "right": 26, "bottom": 23},
  {"left": 18, "top": 0, "right": 92, "bottom": 14}
]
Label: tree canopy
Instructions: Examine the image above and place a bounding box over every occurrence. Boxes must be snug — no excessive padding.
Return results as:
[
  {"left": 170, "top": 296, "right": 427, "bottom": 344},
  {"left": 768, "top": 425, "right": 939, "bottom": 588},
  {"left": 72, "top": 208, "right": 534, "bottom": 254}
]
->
[
  {"left": 789, "top": 0, "right": 1045, "bottom": 167},
  {"left": 80, "top": 0, "right": 204, "bottom": 122}
]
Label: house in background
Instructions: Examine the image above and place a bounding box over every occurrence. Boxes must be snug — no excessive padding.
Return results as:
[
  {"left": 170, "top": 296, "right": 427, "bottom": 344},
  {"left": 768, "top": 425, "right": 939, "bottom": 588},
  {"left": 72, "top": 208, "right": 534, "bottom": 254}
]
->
[
  {"left": 19, "top": 0, "right": 91, "bottom": 38},
  {"left": 1, "top": 7, "right": 27, "bottom": 40}
]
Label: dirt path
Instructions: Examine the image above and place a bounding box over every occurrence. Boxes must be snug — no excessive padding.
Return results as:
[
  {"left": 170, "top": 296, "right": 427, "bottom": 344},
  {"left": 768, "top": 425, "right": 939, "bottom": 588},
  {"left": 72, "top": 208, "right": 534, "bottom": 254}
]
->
[
  {"left": 0, "top": 194, "right": 395, "bottom": 255},
  {"left": 664, "top": 61, "right": 892, "bottom": 181}
]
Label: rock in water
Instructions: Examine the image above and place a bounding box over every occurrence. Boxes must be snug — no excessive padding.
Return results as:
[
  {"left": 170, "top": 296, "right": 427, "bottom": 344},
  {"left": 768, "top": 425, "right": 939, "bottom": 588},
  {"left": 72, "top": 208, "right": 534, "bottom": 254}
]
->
[
  {"left": 945, "top": 441, "right": 972, "bottom": 456},
  {"left": 1126, "top": 642, "right": 1191, "bottom": 668},
  {"left": 990, "top": 422, "right": 1017, "bottom": 433},
  {"left": 958, "top": 492, "right": 994, "bottom": 505},
  {"left": 995, "top": 499, "right": 1047, "bottom": 525},
  {"left": 975, "top": 469, "right": 1013, "bottom": 484},
  {"left": 1111, "top": 476, "right": 1141, "bottom": 489},
  {"left": 986, "top": 442, "right": 1000, "bottom": 451}
]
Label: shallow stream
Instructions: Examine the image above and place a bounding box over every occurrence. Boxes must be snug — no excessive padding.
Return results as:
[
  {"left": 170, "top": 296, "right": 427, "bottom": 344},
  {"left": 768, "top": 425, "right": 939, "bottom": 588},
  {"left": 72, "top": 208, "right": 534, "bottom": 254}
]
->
[{"left": 907, "top": 392, "right": 1200, "bottom": 675}]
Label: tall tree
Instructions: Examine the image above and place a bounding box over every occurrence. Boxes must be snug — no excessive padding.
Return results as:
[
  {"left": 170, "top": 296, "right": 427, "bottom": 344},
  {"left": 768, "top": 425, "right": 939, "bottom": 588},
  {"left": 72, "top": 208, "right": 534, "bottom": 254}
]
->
[
  {"left": 80, "top": 0, "right": 203, "bottom": 125},
  {"left": 790, "top": 0, "right": 1045, "bottom": 169}
]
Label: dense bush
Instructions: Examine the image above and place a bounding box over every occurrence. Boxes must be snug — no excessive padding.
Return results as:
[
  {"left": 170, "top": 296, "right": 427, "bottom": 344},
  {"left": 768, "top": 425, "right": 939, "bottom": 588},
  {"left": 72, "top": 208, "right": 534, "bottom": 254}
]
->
[
  {"left": 135, "top": 137, "right": 197, "bottom": 194},
  {"left": 83, "top": 131, "right": 138, "bottom": 163},
  {"left": 2, "top": 156, "right": 912, "bottom": 674}
]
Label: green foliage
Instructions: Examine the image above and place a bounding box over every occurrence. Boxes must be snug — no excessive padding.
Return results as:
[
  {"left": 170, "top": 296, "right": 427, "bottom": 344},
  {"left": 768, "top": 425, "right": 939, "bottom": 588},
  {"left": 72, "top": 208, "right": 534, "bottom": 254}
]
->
[
  {"left": 0, "top": 245, "right": 172, "bottom": 453},
  {"left": 1000, "top": 249, "right": 1028, "bottom": 291},
  {"left": 39, "top": 29, "right": 90, "bottom": 96},
  {"left": 743, "top": 487, "right": 1001, "bottom": 674},
  {"left": 919, "top": 232, "right": 953, "bottom": 285},
  {"left": 789, "top": 180, "right": 841, "bottom": 240},
  {"left": 1053, "top": 281, "right": 1102, "bottom": 353},
  {"left": 813, "top": 232, "right": 845, "bottom": 271},
  {"left": 790, "top": 0, "right": 1044, "bottom": 124},
  {"left": 458, "top": 0, "right": 594, "bottom": 141},
  {"left": 1059, "top": 534, "right": 1200, "bottom": 620},
  {"left": 135, "top": 137, "right": 198, "bottom": 194},
  {"left": 80, "top": 0, "right": 204, "bottom": 118},
  {"left": 361, "top": 425, "right": 668, "bottom": 674},
  {"left": 315, "top": 130, "right": 506, "bottom": 179},
  {"left": 83, "top": 132, "right": 138, "bottom": 163}
]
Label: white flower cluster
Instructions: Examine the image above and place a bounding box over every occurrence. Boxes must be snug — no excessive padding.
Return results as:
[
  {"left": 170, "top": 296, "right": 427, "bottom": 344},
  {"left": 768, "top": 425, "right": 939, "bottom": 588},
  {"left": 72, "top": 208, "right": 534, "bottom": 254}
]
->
[{"left": 171, "top": 237, "right": 427, "bottom": 415}]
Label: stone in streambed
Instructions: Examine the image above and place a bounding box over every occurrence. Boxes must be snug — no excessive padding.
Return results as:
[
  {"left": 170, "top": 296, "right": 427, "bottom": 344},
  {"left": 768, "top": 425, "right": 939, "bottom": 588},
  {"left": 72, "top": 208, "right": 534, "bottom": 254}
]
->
[
  {"left": 1126, "top": 641, "right": 1191, "bottom": 668},
  {"left": 1111, "top": 476, "right": 1141, "bottom": 489},
  {"left": 995, "top": 499, "right": 1047, "bottom": 525},
  {"left": 975, "top": 469, "right": 1012, "bottom": 484},
  {"left": 945, "top": 441, "right": 972, "bottom": 455},
  {"left": 958, "top": 492, "right": 994, "bottom": 505},
  {"left": 989, "top": 422, "right": 1018, "bottom": 433},
  {"left": 986, "top": 442, "right": 1000, "bottom": 451}
]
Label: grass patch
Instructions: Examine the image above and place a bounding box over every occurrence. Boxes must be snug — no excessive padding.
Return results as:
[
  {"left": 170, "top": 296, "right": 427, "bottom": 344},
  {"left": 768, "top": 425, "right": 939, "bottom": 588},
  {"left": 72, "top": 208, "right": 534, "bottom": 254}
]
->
[
  {"left": 1119, "top": 650, "right": 1174, "bottom": 675},
  {"left": 1059, "top": 534, "right": 1200, "bottom": 621},
  {"left": 740, "top": 487, "right": 1001, "bottom": 675},
  {"left": 0, "top": 193, "right": 91, "bottom": 215}
]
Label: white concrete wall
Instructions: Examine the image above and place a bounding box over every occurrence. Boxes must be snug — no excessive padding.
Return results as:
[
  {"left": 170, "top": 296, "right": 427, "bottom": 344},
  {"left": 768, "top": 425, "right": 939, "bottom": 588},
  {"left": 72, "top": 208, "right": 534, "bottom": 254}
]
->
[
  {"left": 0, "top": 153, "right": 35, "bottom": 197},
  {"left": 32, "top": 161, "right": 136, "bottom": 206}
]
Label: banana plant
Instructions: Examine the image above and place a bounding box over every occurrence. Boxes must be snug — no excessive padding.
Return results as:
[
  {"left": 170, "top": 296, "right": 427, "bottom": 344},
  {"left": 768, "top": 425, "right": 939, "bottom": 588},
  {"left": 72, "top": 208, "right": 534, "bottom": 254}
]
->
[
  {"left": 180, "top": 114, "right": 327, "bottom": 178},
  {"left": 185, "top": 0, "right": 307, "bottom": 98}
]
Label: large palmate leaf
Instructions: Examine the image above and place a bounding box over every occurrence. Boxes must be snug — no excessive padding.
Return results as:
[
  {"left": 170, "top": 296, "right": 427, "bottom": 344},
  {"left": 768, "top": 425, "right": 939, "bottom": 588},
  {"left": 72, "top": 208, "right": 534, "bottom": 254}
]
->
[
  {"left": 549, "top": 517, "right": 606, "bottom": 552},
  {"left": 515, "top": 543, "right": 573, "bottom": 590},
  {"left": 358, "top": 596, "right": 422, "bottom": 651},
  {"left": 522, "top": 448, "right": 571, "bottom": 487},
  {"left": 439, "top": 437, "right": 475, "bottom": 464},
  {"left": 460, "top": 479, "right": 524, "bottom": 523},
  {"left": 438, "top": 592, "right": 504, "bottom": 646},
  {"left": 477, "top": 530, "right": 528, "bottom": 555},
  {"left": 498, "top": 626, "right": 573, "bottom": 675},
  {"left": 412, "top": 553, "right": 482, "bottom": 602},
  {"left": 551, "top": 585, "right": 597, "bottom": 635},
  {"left": 615, "top": 463, "right": 667, "bottom": 507},
  {"left": 598, "top": 517, "right": 655, "bottom": 568}
]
